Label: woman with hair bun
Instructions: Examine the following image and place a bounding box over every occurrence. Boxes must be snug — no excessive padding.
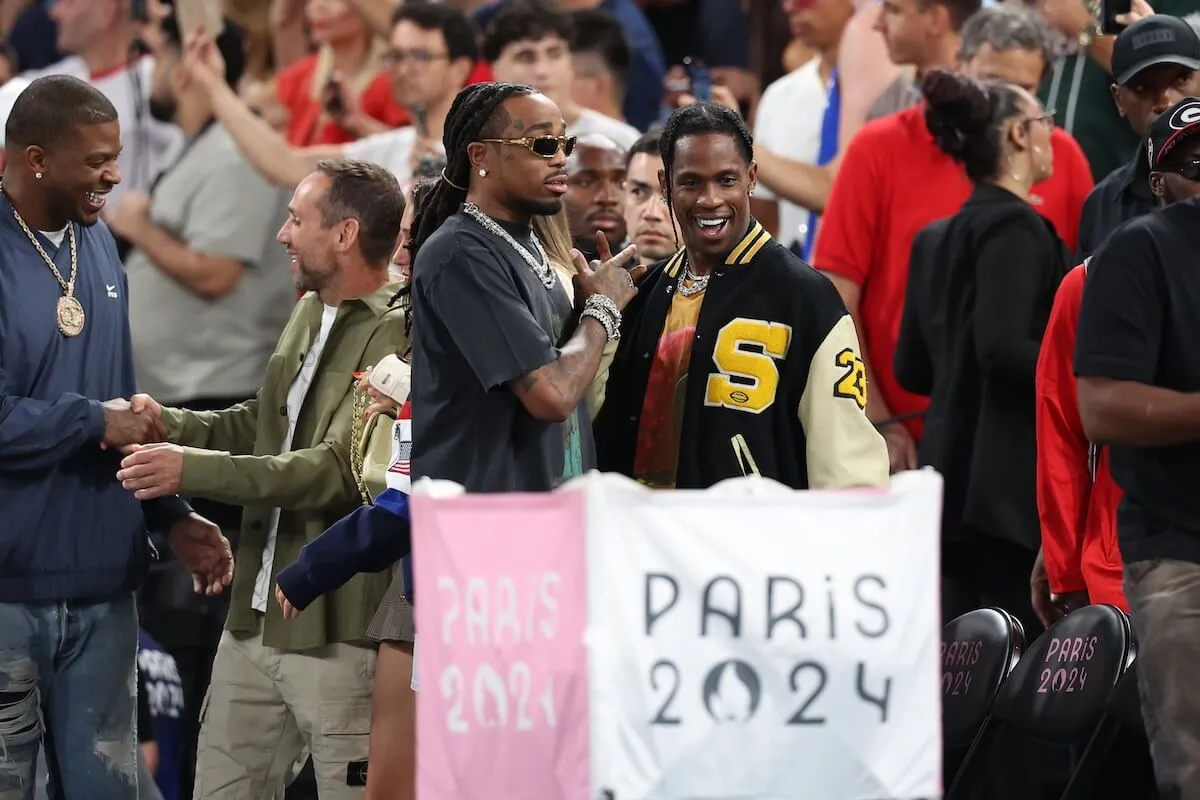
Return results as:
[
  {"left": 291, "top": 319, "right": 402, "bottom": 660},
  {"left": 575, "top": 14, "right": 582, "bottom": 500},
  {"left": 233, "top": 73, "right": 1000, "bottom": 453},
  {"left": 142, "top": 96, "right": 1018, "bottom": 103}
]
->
[{"left": 895, "top": 68, "right": 1070, "bottom": 638}]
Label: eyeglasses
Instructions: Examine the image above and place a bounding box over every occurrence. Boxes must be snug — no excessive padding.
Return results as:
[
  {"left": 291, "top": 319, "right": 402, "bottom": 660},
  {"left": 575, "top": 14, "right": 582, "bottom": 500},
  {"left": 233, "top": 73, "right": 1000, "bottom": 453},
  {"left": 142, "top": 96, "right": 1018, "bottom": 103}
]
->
[
  {"left": 1026, "top": 109, "right": 1056, "bottom": 127},
  {"left": 382, "top": 49, "right": 449, "bottom": 66},
  {"left": 477, "top": 135, "right": 577, "bottom": 158},
  {"left": 1158, "top": 158, "right": 1200, "bottom": 181}
]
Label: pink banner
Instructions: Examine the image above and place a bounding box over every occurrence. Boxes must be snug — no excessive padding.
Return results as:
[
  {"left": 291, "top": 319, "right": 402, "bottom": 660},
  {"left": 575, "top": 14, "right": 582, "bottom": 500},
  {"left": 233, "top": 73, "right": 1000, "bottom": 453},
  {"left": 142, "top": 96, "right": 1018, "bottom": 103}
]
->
[{"left": 412, "top": 490, "right": 591, "bottom": 800}]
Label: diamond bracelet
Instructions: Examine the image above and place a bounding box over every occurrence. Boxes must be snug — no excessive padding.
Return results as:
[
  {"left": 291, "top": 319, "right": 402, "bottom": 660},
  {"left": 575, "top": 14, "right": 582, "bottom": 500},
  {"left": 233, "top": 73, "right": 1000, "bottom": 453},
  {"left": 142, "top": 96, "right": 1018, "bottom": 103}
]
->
[{"left": 581, "top": 294, "right": 622, "bottom": 341}]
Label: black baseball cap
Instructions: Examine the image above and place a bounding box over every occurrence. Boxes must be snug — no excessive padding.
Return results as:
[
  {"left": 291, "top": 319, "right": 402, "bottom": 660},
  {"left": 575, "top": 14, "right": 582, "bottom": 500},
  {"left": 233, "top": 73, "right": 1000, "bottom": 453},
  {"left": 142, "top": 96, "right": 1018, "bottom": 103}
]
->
[
  {"left": 1112, "top": 15, "right": 1200, "bottom": 87},
  {"left": 1147, "top": 97, "right": 1200, "bottom": 168}
]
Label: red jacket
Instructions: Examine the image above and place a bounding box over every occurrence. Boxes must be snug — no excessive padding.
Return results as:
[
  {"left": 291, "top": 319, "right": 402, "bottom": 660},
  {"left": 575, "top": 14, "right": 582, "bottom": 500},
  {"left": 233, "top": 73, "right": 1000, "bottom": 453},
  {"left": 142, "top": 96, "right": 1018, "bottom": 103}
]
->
[{"left": 1035, "top": 262, "right": 1127, "bottom": 610}]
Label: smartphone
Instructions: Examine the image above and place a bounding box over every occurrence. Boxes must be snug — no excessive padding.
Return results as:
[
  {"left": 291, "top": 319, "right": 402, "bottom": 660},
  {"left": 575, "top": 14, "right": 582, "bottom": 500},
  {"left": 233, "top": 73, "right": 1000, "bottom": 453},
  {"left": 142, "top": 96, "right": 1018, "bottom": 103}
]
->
[
  {"left": 175, "top": 0, "right": 223, "bottom": 39},
  {"left": 1100, "top": 0, "right": 1131, "bottom": 35},
  {"left": 683, "top": 56, "right": 711, "bottom": 103}
]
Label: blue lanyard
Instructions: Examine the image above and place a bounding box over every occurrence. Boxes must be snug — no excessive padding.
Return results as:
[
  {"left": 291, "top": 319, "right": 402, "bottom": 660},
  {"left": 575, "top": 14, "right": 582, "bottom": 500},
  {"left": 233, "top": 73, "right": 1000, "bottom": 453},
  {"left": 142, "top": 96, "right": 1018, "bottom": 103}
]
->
[{"left": 801, "top": 70, "right": 840, "bottom": 261}]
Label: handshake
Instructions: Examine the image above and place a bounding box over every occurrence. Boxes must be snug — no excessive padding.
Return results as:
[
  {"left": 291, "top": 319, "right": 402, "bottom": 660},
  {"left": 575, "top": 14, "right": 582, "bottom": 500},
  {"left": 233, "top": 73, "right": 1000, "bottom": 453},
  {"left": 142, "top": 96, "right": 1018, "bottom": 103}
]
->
[
  {"left": 100, "top": 393, "right": 166, "bottom": 451},
  {"left": 102, "top": 394, "right": 186, "bottom": 501}
]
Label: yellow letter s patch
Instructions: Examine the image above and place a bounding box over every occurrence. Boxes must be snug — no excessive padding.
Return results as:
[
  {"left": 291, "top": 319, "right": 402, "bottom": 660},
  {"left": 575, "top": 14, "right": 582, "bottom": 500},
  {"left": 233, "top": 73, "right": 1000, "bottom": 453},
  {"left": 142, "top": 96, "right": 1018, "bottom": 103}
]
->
[{"left": 704, "top": 318, "right": 793, "bottom": 414}]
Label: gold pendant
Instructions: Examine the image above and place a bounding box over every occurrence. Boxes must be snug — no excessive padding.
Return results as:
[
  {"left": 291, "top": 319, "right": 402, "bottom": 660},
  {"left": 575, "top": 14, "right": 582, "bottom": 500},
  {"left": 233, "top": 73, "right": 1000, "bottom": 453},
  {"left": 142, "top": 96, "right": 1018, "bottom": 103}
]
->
[{"left": 57, "top": 296, "right": 85, "bottom": 337}]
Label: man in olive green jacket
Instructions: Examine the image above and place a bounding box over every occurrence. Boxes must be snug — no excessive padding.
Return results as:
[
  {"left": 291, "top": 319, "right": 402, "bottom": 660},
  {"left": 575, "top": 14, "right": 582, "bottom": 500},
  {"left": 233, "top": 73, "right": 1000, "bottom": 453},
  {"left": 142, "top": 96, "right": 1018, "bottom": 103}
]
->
[{"left": 117, "top": 160, "right": 407, "bottom": 800}]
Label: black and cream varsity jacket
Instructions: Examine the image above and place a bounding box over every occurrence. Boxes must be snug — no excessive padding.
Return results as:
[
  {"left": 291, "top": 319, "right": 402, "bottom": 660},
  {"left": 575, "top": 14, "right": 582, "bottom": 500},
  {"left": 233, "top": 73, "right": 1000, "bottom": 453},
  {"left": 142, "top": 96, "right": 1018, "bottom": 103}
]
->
[{"left": 594, "top": 220, "right": 889, "bottom": 490}]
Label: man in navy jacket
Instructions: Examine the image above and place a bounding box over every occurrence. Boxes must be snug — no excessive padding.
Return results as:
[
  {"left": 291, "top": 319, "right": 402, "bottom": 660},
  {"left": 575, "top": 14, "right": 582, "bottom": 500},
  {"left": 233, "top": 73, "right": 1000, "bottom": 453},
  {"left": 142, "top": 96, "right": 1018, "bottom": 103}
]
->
[{"left": 0, "top": 76, "right": 232, "bottom": 800}]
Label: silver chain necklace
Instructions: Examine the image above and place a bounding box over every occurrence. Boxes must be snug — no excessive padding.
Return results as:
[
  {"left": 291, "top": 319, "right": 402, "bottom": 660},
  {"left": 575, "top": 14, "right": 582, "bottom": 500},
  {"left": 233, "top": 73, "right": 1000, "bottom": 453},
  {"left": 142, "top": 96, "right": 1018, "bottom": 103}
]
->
[
  {"left": 677, "top": 256, "right": 709, "bottom": 297},
  {"left": 462, "top": 202, "right": 554, "bottom": 290}
]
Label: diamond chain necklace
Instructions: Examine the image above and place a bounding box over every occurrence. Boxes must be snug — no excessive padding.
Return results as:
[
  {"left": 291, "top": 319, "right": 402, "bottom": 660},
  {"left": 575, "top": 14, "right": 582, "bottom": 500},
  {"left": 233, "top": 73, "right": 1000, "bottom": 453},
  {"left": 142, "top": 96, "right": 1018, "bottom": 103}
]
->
[
  {"left": 677, "top": 255, "right": 709, "bottom": 297},
  {"left": 462, "top": 202, "right": 554, "bottom": 290}
]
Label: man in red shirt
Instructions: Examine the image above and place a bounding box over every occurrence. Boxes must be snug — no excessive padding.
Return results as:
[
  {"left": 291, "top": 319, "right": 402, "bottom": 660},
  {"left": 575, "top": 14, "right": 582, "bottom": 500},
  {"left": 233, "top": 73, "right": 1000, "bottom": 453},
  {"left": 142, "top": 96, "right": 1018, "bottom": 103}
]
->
[
  {"left": 812, "top": 5, "right": 1092, "bottom": 471},
  {"left": 1034, "top": 99, "right": 1200, "bottom": 625}
]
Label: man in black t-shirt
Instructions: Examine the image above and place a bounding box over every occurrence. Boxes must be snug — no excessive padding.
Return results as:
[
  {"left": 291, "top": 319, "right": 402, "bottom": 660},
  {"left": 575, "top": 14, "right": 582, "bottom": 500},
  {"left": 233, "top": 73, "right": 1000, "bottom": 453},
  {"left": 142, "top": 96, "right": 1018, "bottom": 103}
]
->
[
  {"left": 1075, "top": 97, "right": 1200, "bottom": 797},
  {"left": 408, "top": 82, "right": 640, "bottom": 493}
]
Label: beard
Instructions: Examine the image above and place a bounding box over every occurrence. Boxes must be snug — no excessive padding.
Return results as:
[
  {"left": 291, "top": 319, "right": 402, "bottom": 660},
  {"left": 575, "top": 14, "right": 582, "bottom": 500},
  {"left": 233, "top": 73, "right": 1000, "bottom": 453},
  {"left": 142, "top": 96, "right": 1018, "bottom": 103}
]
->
[
  {"left": 47, "top": 188, "right": 95, "bottom": 226},
  {"left": 295, "top": 259, "right": 334, "bottom": 293},
  {"left": 148, "top": 92, "right": 177, "bottom": 124},
  {"left": 514, "top": 196, "right": 563, "bottom": 218}
]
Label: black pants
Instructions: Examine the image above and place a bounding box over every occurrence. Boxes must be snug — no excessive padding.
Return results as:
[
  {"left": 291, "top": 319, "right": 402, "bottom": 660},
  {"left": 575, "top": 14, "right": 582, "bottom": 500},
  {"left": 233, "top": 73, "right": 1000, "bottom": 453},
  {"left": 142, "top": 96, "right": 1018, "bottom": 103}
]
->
[{"left": 942, "top": 537, "right": 1042, "bottom": 642}]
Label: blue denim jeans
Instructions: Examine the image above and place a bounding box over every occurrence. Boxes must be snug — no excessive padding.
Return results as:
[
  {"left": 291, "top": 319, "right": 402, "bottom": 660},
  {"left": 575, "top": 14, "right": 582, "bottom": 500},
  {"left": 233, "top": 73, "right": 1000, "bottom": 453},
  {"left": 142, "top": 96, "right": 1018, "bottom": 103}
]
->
[{"left": 0, "top": 594, "right": 139, "bottom": 800}]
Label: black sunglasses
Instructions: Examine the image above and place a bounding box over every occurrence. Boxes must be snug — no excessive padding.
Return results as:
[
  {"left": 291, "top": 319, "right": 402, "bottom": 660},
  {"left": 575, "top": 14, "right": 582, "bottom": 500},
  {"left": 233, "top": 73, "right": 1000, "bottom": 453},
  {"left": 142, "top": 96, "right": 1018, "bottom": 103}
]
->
[
  {"left": 1159, "top": 158, "right": 1200, "bottom": 181},
  {"left": 477, "top": 135, "right": 577, "bottom": 158}
]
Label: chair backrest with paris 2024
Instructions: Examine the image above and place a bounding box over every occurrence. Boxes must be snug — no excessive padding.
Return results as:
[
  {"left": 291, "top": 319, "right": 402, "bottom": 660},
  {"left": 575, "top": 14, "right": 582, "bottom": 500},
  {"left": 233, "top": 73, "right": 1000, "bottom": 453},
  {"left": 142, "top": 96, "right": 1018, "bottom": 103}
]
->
[
  {"left": 941, "top": 607, "right": 1025, "bottom": 747},
  {"left": 945, "top": 604, "right": 1134, "bottom": 799}
]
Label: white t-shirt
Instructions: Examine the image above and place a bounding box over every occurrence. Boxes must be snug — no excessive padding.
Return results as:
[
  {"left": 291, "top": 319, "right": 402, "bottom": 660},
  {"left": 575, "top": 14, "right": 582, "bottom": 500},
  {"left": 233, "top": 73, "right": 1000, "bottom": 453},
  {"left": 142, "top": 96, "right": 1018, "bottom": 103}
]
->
[
  {"left": 251, "top": 303, "right": 339, "bottom": 613},
  {"left": 344, "top": 125, "right": 419, "bottom": 186},
  {"left": 11, "top": 56, "right": 185, "bottom": 204},
  {"left": 752, "top": 58, "right": 828, "bottom": 249},
  {"left": 39, "top": 226, "right": 66, "bottom": 248}
]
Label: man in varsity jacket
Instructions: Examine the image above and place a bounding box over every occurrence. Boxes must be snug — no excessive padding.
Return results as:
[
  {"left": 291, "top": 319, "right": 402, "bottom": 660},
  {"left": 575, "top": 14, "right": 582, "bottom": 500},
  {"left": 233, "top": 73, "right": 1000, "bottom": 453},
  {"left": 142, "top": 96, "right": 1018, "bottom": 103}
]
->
[{"left": 594, "top": 103, "right": 889, "bottom": 490}]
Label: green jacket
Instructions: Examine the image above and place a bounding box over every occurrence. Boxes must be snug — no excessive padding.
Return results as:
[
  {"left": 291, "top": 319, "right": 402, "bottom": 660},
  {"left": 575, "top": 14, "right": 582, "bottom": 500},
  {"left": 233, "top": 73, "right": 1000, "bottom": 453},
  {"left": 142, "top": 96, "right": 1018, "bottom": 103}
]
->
[{"left": 161, "top": 285, "right": 408, "bottom": 650}]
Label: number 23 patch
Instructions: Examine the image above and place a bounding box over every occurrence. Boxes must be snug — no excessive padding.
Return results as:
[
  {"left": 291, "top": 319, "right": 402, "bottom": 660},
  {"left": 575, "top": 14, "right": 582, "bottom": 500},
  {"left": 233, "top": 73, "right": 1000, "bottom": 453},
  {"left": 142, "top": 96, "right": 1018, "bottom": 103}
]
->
[{"left": 833, "top": 348, "right": 867, "bottom": 410}]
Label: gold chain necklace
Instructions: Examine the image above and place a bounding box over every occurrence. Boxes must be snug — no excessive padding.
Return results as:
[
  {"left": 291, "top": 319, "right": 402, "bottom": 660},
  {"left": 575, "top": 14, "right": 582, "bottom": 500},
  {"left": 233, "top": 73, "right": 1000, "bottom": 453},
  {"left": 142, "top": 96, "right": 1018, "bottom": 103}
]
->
[
  {"left": 350, "top": 368, "right": 375, "bottom": 505},
  {"left": 1, "top": 182, "right": 84, "bottom": 336}
]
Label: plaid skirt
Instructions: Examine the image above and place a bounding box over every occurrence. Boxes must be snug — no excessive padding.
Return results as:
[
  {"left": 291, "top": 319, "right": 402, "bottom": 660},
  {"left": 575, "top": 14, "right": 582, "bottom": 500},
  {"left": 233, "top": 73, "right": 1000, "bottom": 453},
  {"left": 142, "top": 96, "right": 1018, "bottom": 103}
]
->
[{"left": 365, "top": 563, "right": 415, "bottom": 644}]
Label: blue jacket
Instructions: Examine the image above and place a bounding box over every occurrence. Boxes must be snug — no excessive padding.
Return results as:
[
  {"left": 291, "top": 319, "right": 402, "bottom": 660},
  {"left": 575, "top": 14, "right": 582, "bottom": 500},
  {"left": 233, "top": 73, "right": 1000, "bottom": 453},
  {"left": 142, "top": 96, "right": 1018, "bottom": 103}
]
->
[
  {"left": 0, "top": 197, "right": 189, "bottom": 602},
  {"left": 275, "top": 489, "right": 413, "bottom": 611}
]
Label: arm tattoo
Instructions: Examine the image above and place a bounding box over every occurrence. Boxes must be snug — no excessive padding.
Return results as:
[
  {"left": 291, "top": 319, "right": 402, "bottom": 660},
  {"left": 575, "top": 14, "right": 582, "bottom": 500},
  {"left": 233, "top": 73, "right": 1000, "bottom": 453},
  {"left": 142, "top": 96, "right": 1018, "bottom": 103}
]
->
[
  {"left": 511, "top": 317, "right": 608, "bottom": 411},
  {"left": 513, "top": 372, "right": 540, "bottom": 392}
]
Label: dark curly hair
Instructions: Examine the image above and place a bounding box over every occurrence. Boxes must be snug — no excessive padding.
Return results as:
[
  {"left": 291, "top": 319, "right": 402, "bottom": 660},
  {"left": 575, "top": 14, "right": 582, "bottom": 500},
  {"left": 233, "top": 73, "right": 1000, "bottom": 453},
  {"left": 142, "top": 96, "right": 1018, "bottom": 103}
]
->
[
  {"left": 390, "top": 177, "right": 440, "bottom": 351},
  {"left": 921, "top": 69, "right": 1025, "bottom": 184},
  {"left": 658, "top": 102, "right": 754, "bottom": 248},
  {"left": 409, "top": 82, "right": 536, "bottom": 260}
]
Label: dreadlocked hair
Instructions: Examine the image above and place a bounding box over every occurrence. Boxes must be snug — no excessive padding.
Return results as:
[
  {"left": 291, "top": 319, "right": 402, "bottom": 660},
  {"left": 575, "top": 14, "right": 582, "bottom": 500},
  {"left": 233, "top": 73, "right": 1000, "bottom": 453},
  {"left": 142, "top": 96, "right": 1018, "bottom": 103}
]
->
[
  {"left": 657, "top": 102, "right": 754, "bottom": 249},
  {"left": 409, "top": 82, "right": 537, "bottom": 260}
]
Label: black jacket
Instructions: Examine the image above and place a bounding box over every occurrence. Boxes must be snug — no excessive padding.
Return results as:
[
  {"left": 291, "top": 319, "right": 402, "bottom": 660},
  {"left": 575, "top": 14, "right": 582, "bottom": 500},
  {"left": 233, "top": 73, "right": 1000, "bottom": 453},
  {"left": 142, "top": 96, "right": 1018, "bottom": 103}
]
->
[
  {"left": 594, "top": 220, "right": 888, "bottom": 489},
  {"left": 895, "top": 184, "right": 1071, "bottom": 550},
  {"left": 1075, "top": 146, "right": 1154, "bottom": 261}
]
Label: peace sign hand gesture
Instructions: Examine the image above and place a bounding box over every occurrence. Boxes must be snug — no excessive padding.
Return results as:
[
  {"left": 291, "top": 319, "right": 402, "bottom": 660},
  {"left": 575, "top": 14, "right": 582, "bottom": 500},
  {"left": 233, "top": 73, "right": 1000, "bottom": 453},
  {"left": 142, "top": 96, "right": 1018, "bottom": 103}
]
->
[{"left": 571, "top": 230, "right": 644, "bottom": 311}]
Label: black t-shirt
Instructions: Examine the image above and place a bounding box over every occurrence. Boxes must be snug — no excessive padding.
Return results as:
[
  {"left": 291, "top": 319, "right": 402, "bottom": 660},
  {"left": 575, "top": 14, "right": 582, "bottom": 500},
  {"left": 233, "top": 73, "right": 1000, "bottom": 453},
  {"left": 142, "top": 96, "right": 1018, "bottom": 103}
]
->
[
  {"left": 1074, "top": 197, "right": 1200, "bottom": 565},
  {"left": 409, "top": 210, "right": 595, "bottom": 493}
]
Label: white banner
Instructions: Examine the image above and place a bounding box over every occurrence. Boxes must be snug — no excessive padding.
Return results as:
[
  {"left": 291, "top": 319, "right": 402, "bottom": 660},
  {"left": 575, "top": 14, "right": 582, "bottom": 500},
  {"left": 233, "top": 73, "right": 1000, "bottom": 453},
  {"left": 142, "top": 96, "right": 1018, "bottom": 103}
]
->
[{"left": 584, "top": 471, "right": 943, "bottom": 800}]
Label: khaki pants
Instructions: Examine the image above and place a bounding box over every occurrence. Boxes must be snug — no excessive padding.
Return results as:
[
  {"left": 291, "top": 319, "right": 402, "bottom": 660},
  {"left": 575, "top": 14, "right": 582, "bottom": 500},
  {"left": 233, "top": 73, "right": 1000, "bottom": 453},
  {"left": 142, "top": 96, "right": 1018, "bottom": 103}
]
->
[
  {"left": 193, "top": 624, "right": 376, "bottom": 800},
  {"left": 1125, "top": 559, "right": 1200, "bottom": 800}
]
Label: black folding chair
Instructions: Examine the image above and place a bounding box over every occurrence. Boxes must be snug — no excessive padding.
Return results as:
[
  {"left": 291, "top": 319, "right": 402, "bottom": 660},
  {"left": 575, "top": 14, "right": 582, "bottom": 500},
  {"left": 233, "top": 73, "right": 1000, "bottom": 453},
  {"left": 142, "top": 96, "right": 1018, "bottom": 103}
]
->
[
  {"left": 941, "top": 607, "right": 1025, "bottom": 787},
  {"left": 1060, "top": 659, "right": 1158, "bottom": 800},
  {"left": 946, "top": 604, "right": 1134, "bottom": 800}
]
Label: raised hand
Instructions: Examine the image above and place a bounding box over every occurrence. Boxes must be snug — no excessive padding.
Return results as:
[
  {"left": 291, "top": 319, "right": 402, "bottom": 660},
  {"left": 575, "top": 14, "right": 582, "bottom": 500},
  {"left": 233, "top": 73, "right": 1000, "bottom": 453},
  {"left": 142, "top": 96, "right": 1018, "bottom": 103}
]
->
[
  {"left": 572, "top": 230, "right": 642, "bottom": 311},
  {"left": 181, "top": 31, "right": 226, "bottom": 88},
  {"left": 101, "top": 398, "right": 167, "bottom": 451}
]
